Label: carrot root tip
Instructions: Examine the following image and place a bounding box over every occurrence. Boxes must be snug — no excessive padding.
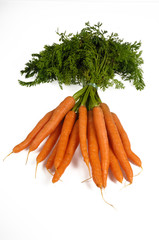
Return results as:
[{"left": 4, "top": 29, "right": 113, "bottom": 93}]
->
[
  {"left": 120, "top": 181, "right": 132, "bottom": 190},
  {"left": 25, "top": 151, "right": 30, "bottom": 165},
  {"left": 81, "top": 176, "right": 92, "bottom": 183},
  {"left": 35, "top": 162, "right": 38, "bottom": 178},
  {"left": 88, "top": 166, "right": 92, "bottom": 179},
  {"left": 134, "top": 166, "right": 143, "bottom": 177},
  {"left": 100, "top": 188, "right": 116, "bottom": 210},
  {"left": 3, "top": 151, "right": 13, "bottom": 161},
  {"left": 47, "top": 168, "right": 54, "bottom": 176}
]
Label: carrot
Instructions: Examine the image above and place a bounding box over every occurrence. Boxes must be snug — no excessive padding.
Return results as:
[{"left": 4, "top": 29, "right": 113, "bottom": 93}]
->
[
  {"left": 36, "top": 121, "right": 62, "bottom": 165},
  {"left": 78, "top": 105, "right": 91, "bottom": 176},
  {"left": 29, "top": 96, "right": 75, "bottom": 152},
  {"left": 100, "top": 103, "right": 133, "bottom": 183},
  {"left": 45, "top": 143, "right": 59, "bottom": 170},
  {"left": 54, "top": 111, "right": 76, "bottom": 169},
  {"left": 87, "top": 110, "right": 102, "bottom": 188},
  {"left": 93, "top": 106, "right": 109, "bottom": 188},
  {"left": 52, "top": 120, "right": 79, "bottom": 183},
  {"left": 109, "top": 146, "right": 123, "bottom": 183},
  {"left": 111, "top": 112, "right": 142, "bottom": 167},
  {"left": 13, "top": 110, "right": 54, "bottom": 153}
]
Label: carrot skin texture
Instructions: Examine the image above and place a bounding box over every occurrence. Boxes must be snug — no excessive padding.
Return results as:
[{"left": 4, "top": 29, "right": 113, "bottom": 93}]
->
[
  {"left": 93, "top": 106, "right": 109, "bottom": 188},
  {"left": 109, "top": 146, "right": 123, "bottom": 183},
  {"left": 79, "top": 105, "right": 91, "bottom": 175},
  {"left": 54, "top": 111, "right": 76, "bottom": 169},
  {"left": 13, "top": 110, "right": 53, "bottom": 153},
  {"left": 45, "top": 143, "right": 59, "bottom": 170},
  {"left": 52, "top": 120, "right": 79, "bottom": 183},
  {"left": 111, "top": 112, "right": 142, "bottom": 167},
  {"left": 29, "top": 96, "right": 75, "bottom": 152},
  {"left": 88, "top": 110, "right": 102, "bottom": 188},
  {"left": 100, "top": 103, "right": 133, "bottom": 183},
  {"left": 36, "top": 121, "right": 62, "bottom": 164}
]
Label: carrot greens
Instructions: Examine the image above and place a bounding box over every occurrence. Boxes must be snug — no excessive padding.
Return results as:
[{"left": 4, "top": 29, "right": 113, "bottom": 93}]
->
[{"left": 19, "top": 22, "right": 145, "bottom": 91}]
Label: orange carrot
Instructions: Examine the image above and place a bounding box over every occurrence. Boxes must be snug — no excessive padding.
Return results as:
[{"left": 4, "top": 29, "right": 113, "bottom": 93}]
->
[
  {"left": 36, "top": 121, "right": 62, "bottom": 165},
  {"left": 111, "top": 112, "right": 142, "bottom": 167},
  {"left": 29, "top": 96, "right": 75, "bottom": 152},
  {"left": 79, "top": 105, "right": 91, "bottom": 176},
  {"left": 45, "top": 143, "right": 59, "bottom": 170},
  {"left": 93, "top": 106, "right": 109, "bottom": 188},
  {"left": 100, "top": 103, "right": 133, "bottom": 183},
  {"left": 54, "top": 111, "right": 76, "bottom": 169},
  {"left": 109, "top": 146, "right": 123, "bottom": 183},
  {"left": 87, "top": 110, "right": 102, "bottom": 188},
  {"left": 52, "top": 120, "right": 79, "bottom": 183},
  {"left": 13, "top": 110, "right": 54, "bottom": 153}
]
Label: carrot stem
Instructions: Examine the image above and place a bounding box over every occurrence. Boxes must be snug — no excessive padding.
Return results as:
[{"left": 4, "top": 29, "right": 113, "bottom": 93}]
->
[
  {"left": 81, "top": 86, "right": 91, "bottom": 106},
  {"left": 95, "top": 89, "right": 102, "bottom": 104},
  {"left": 72, "top": 98, "right": 83, "bottom": 112},
  {"left": 88, "top": 87, "right": 100, "bottom": 110},
  {"left": 73, "top": 85, "right": 88, "bottom": 101}
]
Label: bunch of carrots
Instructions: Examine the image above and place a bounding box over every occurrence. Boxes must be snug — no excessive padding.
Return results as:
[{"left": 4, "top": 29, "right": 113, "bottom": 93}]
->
[{"left": 5, "top": 85, "right": 142, "bottom": 191}]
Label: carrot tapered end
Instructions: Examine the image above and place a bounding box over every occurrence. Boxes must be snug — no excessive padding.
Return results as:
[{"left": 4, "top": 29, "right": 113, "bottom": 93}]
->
[
  {"left": 52, "top": 176, "right": 58, "bottom": 184},
  {"left": 118, "top": 175, "right": 124, "bottom": 184},
  {"left": 87, "top": 164, "right": 92, "bottom": 179}
]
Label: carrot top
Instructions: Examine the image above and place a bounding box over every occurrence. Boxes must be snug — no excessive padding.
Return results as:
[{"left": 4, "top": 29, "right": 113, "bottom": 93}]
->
[{"left": 18, "top": 22, "right": 145, "bottom": 91}]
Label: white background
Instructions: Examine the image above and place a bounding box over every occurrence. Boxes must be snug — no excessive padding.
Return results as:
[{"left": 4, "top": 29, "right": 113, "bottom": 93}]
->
[{"left": 0, "top": 1, "right": 159, "bottom": 239}]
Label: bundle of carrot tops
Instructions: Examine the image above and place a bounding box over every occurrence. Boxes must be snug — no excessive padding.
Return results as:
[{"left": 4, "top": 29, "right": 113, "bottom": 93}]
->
[{"left": 6, "top": 22, "right": 145, "bottom": 190}]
